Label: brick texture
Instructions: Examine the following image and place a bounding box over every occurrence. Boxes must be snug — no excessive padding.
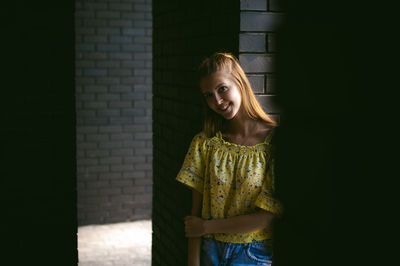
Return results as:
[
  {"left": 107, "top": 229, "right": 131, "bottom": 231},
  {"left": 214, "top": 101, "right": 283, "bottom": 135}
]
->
[
  {"left": 241, "top": 0, "right": 268, "bottom": 11},
  {"left": 239, "top": 0, "right": 284, "bottom": 117},
  {"left": 75, "top": 0, "right": 153, "bottom": 225},
  {"left": 152, "top": 0, "right": 238, "bottom": 265},
  {"left": 152, "top": 0, "right": 283, "bottom": 265}
]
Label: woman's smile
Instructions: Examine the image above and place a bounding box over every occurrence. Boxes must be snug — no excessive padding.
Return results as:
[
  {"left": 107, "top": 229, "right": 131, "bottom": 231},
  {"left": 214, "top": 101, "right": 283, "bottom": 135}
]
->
[
  {"left": 218, "top": 103, "right": 230, "bottom": 111},
  {"left": 200, "top": 72, "right": 242, "bottom": 120}
]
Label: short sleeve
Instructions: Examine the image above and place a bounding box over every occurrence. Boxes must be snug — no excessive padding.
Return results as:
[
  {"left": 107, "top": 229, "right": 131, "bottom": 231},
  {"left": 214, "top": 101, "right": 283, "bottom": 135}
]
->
[
  {"left": 255, "top": 158, "right": 283, "bottom": 215},
  {"left": 176, "top": 132, "right": 207, "bottom": 193}
]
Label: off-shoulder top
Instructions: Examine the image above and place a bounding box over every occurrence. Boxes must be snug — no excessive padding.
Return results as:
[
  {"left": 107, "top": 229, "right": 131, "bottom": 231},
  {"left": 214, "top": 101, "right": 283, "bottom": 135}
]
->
[{"left": 176, "top": 130, "right": 282, "bottom": 243}]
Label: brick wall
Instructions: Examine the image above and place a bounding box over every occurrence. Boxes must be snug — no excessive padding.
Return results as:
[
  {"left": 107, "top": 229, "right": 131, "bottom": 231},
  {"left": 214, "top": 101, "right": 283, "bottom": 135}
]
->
[
  {"left": 152, "top": 0, "right": 238, "bottom": 265},
  {"left": 152, "top": 1, "right": 284, "bottom": 265},
  {"left": 239, "top": 0, "right": 285, "bottom": 120},
  {"left": 75, "top": 0, "right": 153, "bottom": 225}
]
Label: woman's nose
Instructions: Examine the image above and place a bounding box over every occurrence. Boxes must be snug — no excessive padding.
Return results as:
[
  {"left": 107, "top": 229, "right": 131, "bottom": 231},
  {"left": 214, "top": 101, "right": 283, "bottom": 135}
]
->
[{"left": 214, "top": 94, "right": 223, "bottom": 104}]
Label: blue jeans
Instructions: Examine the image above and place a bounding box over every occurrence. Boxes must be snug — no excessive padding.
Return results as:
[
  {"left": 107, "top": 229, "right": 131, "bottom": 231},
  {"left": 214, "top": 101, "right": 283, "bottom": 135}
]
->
[{"left": 201, "top": 238, "right": 273, "bottom": 266}]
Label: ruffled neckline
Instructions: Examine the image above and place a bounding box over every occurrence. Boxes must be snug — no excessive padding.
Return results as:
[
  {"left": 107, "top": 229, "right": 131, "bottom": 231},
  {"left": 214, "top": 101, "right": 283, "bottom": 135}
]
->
[{"left": 209, "top": 129, "right": 274, "bottom": 153}]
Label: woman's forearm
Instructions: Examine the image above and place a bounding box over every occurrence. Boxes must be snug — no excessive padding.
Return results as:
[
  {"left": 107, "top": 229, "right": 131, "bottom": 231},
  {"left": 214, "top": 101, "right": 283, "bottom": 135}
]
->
[
  {"left": 187, "top": 189, "right": 203, "bottom": 265},
  {"left": 188, "top": 237, "right": 201, "bottom": 266},
  {"left": 204, "top": 210, "right": 274, "bottom": 234}
]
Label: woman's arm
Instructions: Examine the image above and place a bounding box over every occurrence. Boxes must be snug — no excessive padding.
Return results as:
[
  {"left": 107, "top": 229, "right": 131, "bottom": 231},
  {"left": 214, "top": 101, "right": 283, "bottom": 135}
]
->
[
  {"left": 184, "top": 209, "right": 274, "bottom": 238},
  {"left": 187, "top": 189, "right": 203, "bottom": 266}
]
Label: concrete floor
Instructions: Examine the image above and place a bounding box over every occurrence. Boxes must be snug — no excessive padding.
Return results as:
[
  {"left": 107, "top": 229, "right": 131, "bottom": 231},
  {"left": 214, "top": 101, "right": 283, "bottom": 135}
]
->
[{"left": 78, "top": 220, "right": 152, "bottom": 266}]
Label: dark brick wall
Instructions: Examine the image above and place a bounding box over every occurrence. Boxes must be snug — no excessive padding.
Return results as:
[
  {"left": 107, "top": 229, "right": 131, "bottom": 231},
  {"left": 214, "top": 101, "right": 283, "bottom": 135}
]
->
[
  {"left": 152, "top": 0, "right": 238, "bottom": 265},
  {"left": 239, "top": 0, "right": 285, "bottom": 121},
  {"left": 75, "top": 0, "right": 153, "bottom": 225},
  {"left": 152, "top": 0, "right": 284, "bottom": 265}
]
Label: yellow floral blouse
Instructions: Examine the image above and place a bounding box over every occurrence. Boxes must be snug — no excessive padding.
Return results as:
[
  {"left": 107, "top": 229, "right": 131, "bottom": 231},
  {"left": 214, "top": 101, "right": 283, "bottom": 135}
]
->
[{"left": 176, "top": 130, "right": 283, "bottom": 243}]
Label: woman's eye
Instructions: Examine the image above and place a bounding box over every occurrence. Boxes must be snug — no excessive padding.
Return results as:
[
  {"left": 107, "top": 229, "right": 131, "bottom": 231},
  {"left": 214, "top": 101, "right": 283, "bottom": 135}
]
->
[
  {"left": 204, "top": 93, "right": 212, "bottom": 98},
  {"left": 219, "top": 86, "right": 228, "bottom": 92}
]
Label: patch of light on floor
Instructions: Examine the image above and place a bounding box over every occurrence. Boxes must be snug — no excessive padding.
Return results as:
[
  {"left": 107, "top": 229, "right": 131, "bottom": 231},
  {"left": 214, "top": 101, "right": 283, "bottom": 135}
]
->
[{"left": 78, "top": 220, "right": 152, "bottom": 266}]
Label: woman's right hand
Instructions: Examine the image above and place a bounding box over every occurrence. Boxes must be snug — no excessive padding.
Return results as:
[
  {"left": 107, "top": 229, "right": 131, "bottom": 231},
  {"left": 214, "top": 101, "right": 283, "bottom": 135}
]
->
[{"left": 185, "top": 216, "right": 206, "bottom": 237}]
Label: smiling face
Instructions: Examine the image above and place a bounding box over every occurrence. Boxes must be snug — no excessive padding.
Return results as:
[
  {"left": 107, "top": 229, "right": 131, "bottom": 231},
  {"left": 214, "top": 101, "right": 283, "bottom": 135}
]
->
[{"left": 200, "top": 71, "right": 242, "bottom": 120}]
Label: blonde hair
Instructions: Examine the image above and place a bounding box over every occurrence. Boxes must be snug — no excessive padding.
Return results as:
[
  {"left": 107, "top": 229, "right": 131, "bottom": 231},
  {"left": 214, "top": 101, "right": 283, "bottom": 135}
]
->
[{"left": 198, "top": 52, "right": 277, "bottom": 137}]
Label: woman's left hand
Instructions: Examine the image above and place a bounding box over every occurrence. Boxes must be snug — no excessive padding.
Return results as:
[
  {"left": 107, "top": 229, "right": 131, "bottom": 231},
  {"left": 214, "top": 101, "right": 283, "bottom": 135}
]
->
[{"left": 184, "top": 216, "right": 206, "bottom": 237}]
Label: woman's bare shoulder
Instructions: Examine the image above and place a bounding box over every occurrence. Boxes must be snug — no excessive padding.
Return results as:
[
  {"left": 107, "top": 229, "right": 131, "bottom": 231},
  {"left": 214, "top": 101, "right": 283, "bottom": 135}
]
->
[{"left": 257, "top": 121, "right": 275, "bottom": 133}]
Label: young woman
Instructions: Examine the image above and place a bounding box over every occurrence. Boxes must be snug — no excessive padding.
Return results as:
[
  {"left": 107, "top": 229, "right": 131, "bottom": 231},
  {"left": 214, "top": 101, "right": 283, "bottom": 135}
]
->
[{"left": 176, "top": 53, "right": 282, "bottom": 266}]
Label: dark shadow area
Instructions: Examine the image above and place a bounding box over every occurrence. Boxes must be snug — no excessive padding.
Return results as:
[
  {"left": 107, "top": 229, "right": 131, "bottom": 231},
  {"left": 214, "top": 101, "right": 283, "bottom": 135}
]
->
[
  {"left": 273, "top": 1, "right": 397, "bottom": 265},
  {"left": 2, "top": 1, "right": 77, "bottom": 265}
]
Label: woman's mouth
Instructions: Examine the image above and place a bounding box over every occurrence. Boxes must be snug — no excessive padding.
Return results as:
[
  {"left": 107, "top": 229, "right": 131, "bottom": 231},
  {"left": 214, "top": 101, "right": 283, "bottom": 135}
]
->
[{"left": 218, "top": 103, "right": 230, "bottom": 112}]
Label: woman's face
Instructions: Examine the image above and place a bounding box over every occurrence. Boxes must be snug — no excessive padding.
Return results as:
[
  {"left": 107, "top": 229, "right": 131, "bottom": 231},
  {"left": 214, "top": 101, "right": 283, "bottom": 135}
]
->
[{"left": 200, "top": 71, "right": 242, "bottom": 120}]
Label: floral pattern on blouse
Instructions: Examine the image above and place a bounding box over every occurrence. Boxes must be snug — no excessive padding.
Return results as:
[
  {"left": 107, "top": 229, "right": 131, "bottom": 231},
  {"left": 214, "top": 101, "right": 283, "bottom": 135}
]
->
[{"left": 176, "top": 130, "right": 283, "bottom": 243}]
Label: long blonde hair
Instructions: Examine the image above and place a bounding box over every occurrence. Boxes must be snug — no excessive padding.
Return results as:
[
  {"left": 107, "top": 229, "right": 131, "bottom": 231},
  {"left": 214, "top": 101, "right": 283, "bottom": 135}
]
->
[{"left": 198, "top": 52, "right": 277, "bottom": 137}]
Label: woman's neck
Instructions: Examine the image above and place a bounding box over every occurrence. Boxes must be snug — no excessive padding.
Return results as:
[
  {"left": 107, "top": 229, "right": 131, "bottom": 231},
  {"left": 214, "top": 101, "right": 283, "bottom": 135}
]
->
[{"left": 224, "top": 109, "right": 257, "bottom": 137}]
